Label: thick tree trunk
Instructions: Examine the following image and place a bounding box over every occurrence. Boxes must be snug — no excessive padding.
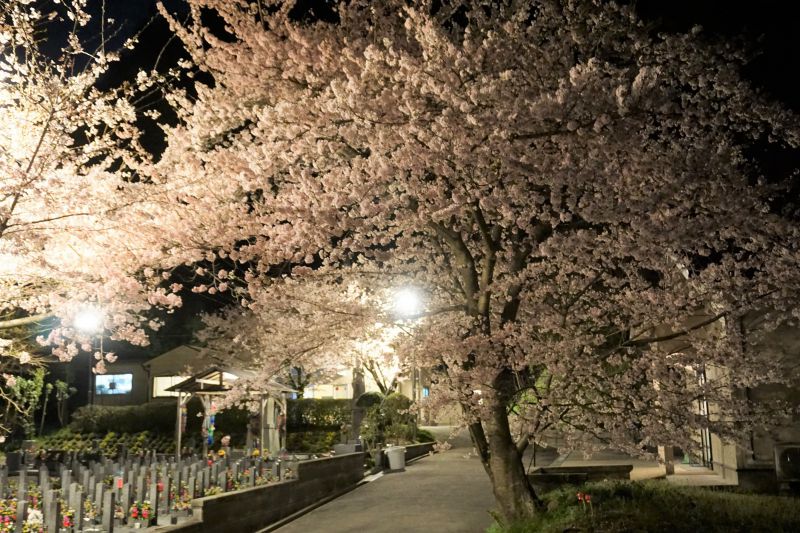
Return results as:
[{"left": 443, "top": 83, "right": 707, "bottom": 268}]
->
[{"left": 472, "top": 400, "right": 541, "bottom": 523}]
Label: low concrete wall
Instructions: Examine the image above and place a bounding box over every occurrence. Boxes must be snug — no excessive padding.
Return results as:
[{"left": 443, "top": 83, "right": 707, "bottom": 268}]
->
[
  {"left": 738, "top": 467, "right": 779, "bottom": 494},
  {"left": 405, "top": 442, "right": 435, "bottom": 462},
  {"left": 529, "top": 465, "right": 633, "bottom": 492},
  {"left": 379, "top": 442, "right": 435, "bottom": 469},
  {"left": 158, "top": 453, "right": 365, "bottom": 533}
]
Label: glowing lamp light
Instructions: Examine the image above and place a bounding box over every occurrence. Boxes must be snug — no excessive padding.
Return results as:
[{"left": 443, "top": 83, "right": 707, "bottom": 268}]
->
[
  {"left": 393, "top": 287, "right": 422, "bottom": 318},
  {"left": 74, "top": 307, "right": 104, "bottom": 333}
]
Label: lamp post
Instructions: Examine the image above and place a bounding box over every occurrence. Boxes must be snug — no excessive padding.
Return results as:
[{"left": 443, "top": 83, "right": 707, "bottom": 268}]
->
[
  {"left": 74, "top": 306, "right": 104, "bottom": 405},
  {"left": 392, "top": 287, "right": 423, "bottom": 435}
]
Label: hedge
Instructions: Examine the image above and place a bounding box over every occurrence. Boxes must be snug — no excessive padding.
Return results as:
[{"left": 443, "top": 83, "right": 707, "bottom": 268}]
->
[
  {"left": 285, "top": 430, "right": 340, "bottom": 453},
  {"left": 286, "top": 398, "right": 351, "bottom": 431},
  {"left": 68, "top": 399, "right": 249, "bottom": 447}
]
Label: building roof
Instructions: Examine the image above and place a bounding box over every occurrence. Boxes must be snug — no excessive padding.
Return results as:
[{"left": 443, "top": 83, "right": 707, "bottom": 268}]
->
[
  {"left": 143, "top": 344, "right": 252, "bottom": 377},
  {"left": 165, "top": 365, "right": 296, "bottom": 396}
]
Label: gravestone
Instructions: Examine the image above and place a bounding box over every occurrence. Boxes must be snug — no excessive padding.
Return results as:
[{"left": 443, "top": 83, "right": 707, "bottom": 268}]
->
[
  {"left": 71, "top": 487, "right": 85, "bottom": 531},
  {"left": 39, "top": 465, "right": 50, "bottom": 494},
  {"left": 187, "top": 476, "right": 196, "bottom": 500},
  {"left": 94, "top": 481, "right": 104, "bottom": 507},
  {"left": 148, "top": 482, "right": 159, "bottom": 526},
  {"left": 14, "top": 499, "right": 26, "bottom": 533},
  {"left": 45, "top": 490, "right": 61, "bottom": 533},
  {"left": 120, "top": 483, "right": 132, "bottom": 525},
  {"left": 102, "top": 489, "right": 115, "bottom": 533},
  {"left": 17, "top": 469, "right": 27, "bottom": 503},
  {"left": 136, "top": 474, "right": 146, "bottom": 503},
  {"left": 61, "top": 468, "right": 71, "bottom": 495}
]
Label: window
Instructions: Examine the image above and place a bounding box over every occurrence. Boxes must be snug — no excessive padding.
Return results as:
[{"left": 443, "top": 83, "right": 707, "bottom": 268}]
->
[
  {"left": 152, "top": 376, "right": 189, "bottom": 398},
  {"left": 422, "top": 387, "right": 430, "bottom": 398},
  {"left": 95, "top": 374, "right": 133, "bottom": 395}
]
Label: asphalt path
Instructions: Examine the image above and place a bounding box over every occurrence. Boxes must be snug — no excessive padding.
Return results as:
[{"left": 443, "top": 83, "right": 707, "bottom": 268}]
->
[{"left": 273, "top": 427, "right": 495, "bottom": 533}]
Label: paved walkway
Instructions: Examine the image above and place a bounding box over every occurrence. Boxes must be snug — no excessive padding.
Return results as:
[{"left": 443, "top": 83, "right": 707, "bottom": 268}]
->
[{"left": 274, "top": 427, "right": 495, "bottom": 533}]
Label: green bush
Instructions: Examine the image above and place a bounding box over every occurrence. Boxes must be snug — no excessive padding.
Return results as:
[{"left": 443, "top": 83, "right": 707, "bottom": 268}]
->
[
  {"left": 382, "top": 393, "right": 414, "bottom": 428},
  {"left": 415, "top": 428, "right": 435, "bottom": 443},
  {"left": 65, "top": 399, "right": 250, "bottom": 451},
  {"left": 286, "top": 430, "right": 339, "bottom": 453},
  {"left": 70, "top": 403, "right": 176, "bottom": 434},
  {"left": 36, "top": 429, "right": 176, "bottom": 454},
  {"left": 286, "top": 398, "right": 351, "bottom": 430},
  {"left": 355, "top": 392, "right": 383, "bottom": 409},
  {"left": 359, "top": 393, "right": 420, "bottom": 448},
  {"left": 491, "top": 480, "right": 800, "bottom": 533}
]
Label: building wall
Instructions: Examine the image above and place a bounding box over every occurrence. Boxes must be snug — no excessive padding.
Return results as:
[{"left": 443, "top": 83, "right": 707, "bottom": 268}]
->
[
  {"left": 303, "top": 369, "right": 384, "bottom": 399},
  {"left": 736, "top": 320, "right": 800, "bottom": 484}
]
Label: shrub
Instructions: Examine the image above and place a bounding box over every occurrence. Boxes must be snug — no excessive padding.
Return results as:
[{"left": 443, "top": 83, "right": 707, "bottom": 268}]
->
[
  {"left": 286, "top": 398, "right": 351, "bottom": 430},
  {"left": 491, "top": 480, "right": 800, "bottom": 533},
  {"left": 64, "top": 399, "right": 250, "bottom": 451},
  {"left": 355, "top": 392, "right": 383, "bottom": 409},
  {"left": 70, "top": 403, "right": 176, "bottom": 434},
  {"left": 35, "top": 429, "right": 176, "bottom": 454},
  {"left": 69, "top": 399, "right": 249, "bottom": 441},
  {"left": 286, "top": 430, "right": 339, "bottom": 453},
  {"left": 382, "top": 393, "right": 413, "bottom": 422},
  {"left": 415, "top": 428, "right": 435, "bottom": 443},
  {"left": 359, "top": 393, "right": 420, "bottom": 447}
]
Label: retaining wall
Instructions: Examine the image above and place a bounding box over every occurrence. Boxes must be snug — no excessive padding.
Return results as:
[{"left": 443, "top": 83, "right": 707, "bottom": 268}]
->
[
  {"left": 405, "top": 442, "right": 435, "bottom": 462},
  {"left": 158, "top": 452, "right": 365, "bottom": 533}
]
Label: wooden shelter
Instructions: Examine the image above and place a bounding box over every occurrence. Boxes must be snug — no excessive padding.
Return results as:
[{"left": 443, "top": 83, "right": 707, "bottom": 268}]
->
[{"left": 166, "top": 366, "right": 295, "bottom": 458}]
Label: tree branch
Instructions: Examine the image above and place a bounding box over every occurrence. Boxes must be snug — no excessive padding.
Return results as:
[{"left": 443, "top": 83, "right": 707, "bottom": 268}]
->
[
  {"left": 625, "top": 311, "right": 727, "bottom": 347},
  {"left": 429, "top": 221, "right": 479, "bottom": 314},
  {"left": 472, "top": 203, "right": 498, "bottom": 319},
  {"left": 0, "top": 313, "right": 53, "bottom": 330}
]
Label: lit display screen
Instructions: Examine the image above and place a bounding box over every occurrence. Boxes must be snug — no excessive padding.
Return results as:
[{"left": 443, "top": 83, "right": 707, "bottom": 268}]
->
[{"left": 95, "top": 374, "right": 133, "bottom": 395}]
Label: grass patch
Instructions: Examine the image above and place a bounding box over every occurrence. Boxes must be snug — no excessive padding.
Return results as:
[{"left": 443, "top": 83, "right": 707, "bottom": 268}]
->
[{"left": 489, "top": 480, "right": 800, "bottom": 533}]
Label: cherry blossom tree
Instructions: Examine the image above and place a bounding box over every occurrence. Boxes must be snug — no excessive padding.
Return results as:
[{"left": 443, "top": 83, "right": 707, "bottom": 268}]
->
[
  {"left": 0, "top": 0, "right": 186, "bottom": 370},
  {"left": 154, "top": 0, "right": 800, "bottom": 520}
]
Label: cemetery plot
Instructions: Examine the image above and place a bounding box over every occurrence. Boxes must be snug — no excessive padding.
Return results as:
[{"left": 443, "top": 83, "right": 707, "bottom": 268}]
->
[{"left": 0, "top": 449, "right": 300, "bottom": 532}]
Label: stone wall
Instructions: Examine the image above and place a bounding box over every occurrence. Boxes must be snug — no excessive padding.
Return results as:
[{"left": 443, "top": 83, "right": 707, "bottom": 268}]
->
[{"left": 158, "top": 452, "right": 365, "bottom": 533}]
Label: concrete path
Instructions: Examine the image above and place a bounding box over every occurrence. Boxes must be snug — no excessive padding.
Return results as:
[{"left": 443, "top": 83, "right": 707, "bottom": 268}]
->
[{"left": 273, "top": 427, "right": 496, "bottom": 533}]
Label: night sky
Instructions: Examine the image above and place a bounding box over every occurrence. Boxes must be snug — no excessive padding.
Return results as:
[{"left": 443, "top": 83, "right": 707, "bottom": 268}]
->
[
  {"left": 95, "top": 1, "right": 800, "bottom": 108},
  {"left": 80, "top": 0, "right": 800, "bottom": 157}
]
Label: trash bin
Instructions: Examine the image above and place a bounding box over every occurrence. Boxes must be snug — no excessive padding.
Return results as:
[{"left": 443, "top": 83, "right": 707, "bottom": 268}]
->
[{"left": 385, "top": 446, "right": 406, "bottom": 471}]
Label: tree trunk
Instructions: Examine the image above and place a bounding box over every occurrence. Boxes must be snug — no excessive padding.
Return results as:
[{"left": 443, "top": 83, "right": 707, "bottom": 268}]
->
[{"left": 474, "top": 399, "right": 541, "bottom": 523}]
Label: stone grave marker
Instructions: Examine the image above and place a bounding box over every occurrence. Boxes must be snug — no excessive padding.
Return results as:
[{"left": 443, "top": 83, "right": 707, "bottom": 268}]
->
[
  {"left": 45, "top": 490, "right": 61, "bottom": 533},
  {"left": 17, "top": 469, "right": 27, "bottom": 503},
  {"left": 102, "top": 489, "right": 115, "bottom": 533},
  {"left": 148, "top": 482, "right": 159, "bottom": 526},
  {"left": 14, "top": 499, "right": 26, "bottom": 533},
  {"left": 0, "top": 465, "right": 7, "bottom": 498},
  {"left": 71, "top": 487, "right": 85, "bottom": 531},
  {"left": 120, "top": 483, "right": 132, "bottom": 525}
]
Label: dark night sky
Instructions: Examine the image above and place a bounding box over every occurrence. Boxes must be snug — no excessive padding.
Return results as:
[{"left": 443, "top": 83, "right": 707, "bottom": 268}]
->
[
  {"left": 97, "top": 1, "right": 800, "bottom": 109},
  {"left": 75, "top": 0, "right": 799, "bottom": 144}
]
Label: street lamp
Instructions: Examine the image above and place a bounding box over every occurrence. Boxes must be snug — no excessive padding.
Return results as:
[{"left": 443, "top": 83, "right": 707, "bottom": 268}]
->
[
  {"left": 74, "top": 306, "right": 104, "bottom": 405},
  {"left": 74, "top": 306, "right": 104, "bottom": 333},
  {"left": 393, "top": 287, "right": 422, "bottom": 318}
]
